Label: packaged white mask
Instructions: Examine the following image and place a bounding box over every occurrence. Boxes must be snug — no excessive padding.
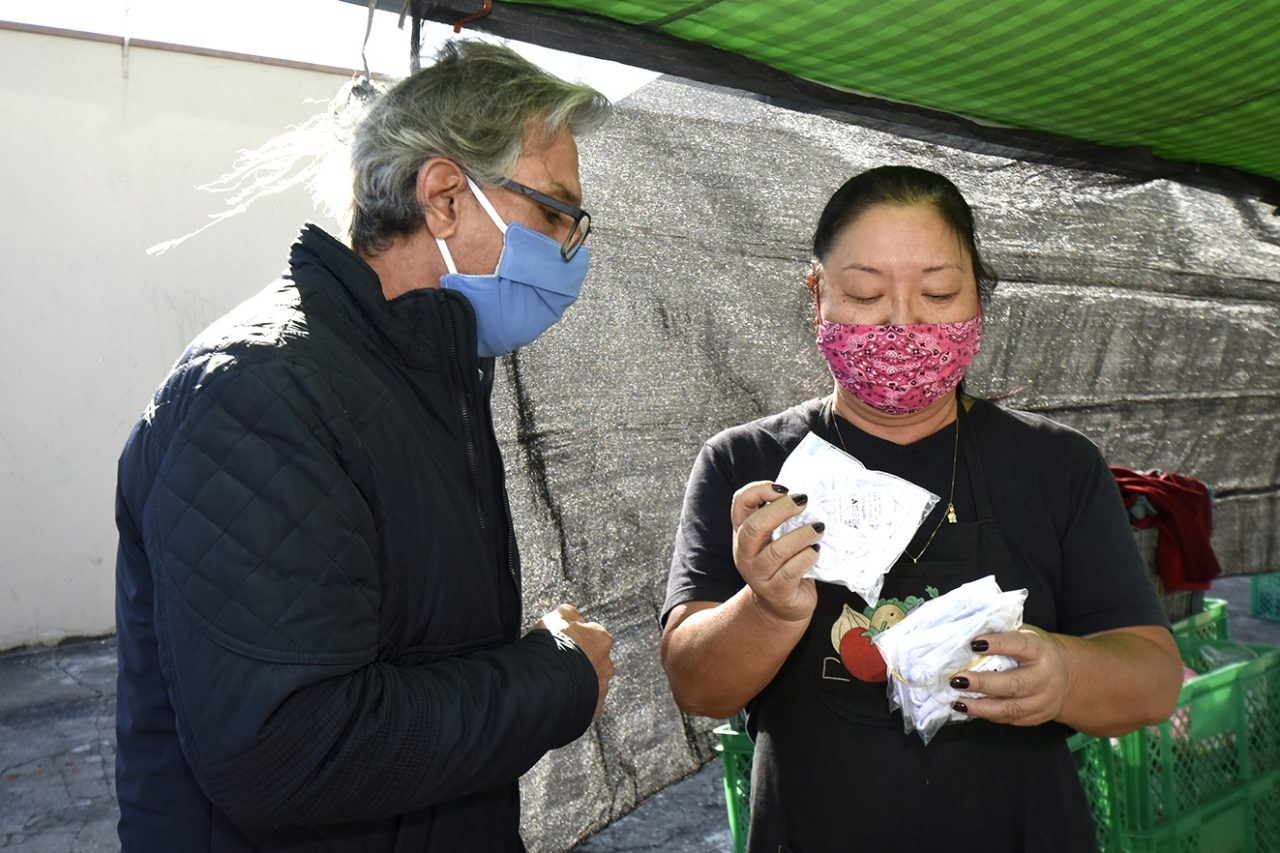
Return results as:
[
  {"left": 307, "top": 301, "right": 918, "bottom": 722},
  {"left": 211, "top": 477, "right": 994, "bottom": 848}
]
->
[
  {"left": 872, "top": 575, "right": 1027, "bottom": 744},
  {"left": 772, "top": 431, "right": 939, "bottom": 604}
]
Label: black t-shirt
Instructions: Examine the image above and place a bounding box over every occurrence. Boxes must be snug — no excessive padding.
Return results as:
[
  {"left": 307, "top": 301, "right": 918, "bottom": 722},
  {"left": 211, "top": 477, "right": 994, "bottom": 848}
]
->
[
  {"left": 664, "top": 396, "right": 1165, "bottom": 633},
  {"left": 663, "top": 396, "right": 1168, "bottom": 852}
]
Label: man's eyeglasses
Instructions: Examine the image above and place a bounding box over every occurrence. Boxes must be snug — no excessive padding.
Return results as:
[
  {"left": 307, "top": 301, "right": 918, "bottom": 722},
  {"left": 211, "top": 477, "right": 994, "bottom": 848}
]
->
[{"left": 494, "top": 177, "right": 591, "bottom": 261}]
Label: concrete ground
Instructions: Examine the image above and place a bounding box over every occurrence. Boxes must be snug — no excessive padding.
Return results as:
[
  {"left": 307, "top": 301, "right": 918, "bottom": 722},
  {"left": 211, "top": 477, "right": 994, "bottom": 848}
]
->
[
  {"left": 0, "top": 638, "right": 116, "bottom": 852},
  {"left": 2, "top": 575, "right": 1277, "bottom": 852}
]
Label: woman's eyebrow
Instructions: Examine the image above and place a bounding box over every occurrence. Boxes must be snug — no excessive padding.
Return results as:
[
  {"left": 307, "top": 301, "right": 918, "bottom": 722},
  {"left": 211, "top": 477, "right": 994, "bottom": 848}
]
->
[{"left": 840, "top": 262, "right": 962, "bottom": 273}]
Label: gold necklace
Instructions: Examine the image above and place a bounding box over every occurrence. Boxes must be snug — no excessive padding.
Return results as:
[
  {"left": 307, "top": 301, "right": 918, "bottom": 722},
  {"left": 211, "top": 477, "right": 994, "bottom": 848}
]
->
[{"left": 828, "top": 397, "right": 959, "bottom": 564}]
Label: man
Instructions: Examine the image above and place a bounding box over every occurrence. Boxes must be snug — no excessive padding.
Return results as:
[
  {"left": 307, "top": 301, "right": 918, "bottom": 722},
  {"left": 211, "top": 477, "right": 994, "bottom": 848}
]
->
[{"left": 114, "top": 41, "right": 615, "bottom": 851}]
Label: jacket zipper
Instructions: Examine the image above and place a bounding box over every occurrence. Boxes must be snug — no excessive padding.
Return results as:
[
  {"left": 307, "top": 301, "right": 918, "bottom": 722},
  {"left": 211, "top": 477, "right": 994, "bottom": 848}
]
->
[
  {"left": 440, "top": 301, "right": 489, "bottom": 547},
  {"left": 440, "top": 296, "right": 518, "bottom": 602}
]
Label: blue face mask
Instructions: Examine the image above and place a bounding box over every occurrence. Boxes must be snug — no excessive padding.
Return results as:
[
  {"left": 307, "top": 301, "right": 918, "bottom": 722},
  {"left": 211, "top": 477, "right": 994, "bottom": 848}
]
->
[{"left": 437, "top": 178, "right": 588, "bottom": 358}]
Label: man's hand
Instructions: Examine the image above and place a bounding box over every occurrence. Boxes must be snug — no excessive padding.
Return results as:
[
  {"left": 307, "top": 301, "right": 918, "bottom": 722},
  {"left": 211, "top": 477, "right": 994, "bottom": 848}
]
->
[
  {"left": 731, "top": 482, "right": 822, "bottom": 624},
  {"left": 536, "top": 604, "right": 614, "bottom": 721}
]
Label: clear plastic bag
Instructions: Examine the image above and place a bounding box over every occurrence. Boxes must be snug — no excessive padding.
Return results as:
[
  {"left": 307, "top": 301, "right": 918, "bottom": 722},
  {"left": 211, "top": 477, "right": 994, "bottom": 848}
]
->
[
  {"left": 872, "top": 575, "right": 1027, "bottom": 744},
  {"left": 1199, "top": 641, "right": 1258, "bottom": 672},
  {"left": 772, "top": 431, "right": 938, "bottom": 604}
]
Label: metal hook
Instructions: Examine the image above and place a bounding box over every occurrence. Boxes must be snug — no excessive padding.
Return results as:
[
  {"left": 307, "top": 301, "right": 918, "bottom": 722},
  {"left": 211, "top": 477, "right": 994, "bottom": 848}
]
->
[{"left": 454, "top": 0, "right": 494, "bottom": 33}]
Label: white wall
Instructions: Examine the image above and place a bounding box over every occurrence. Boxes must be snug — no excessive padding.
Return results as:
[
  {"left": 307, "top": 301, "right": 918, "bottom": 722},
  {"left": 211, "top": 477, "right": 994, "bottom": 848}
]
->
[{"left": 0, "top": 26, "right": 351, "bottom": 648}]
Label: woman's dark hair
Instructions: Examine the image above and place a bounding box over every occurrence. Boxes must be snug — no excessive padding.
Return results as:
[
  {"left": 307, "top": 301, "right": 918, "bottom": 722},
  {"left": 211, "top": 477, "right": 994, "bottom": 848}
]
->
[{"left": 808, "top": 166, "right": 997, "bottom": 301}]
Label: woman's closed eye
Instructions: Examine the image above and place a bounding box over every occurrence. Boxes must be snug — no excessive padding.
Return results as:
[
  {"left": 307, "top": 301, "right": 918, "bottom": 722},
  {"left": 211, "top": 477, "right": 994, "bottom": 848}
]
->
[{"left": 841, "top": 291, "right": 881, "bottom": 305}]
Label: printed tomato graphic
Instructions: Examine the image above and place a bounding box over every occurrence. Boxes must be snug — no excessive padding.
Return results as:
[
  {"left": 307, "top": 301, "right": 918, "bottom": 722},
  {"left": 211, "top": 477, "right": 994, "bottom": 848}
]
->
[
  {"left": 838, "top": 627, "right": 887, "bottom": 683},
  {"left": 826, "top": 592, "right": 940, "bottom": 685}
]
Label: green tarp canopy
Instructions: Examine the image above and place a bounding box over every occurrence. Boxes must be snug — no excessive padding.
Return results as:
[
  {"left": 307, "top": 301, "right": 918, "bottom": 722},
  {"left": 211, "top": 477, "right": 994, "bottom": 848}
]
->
[{"left": 354, "top": 0, "right": 1280, "bottom": 206}]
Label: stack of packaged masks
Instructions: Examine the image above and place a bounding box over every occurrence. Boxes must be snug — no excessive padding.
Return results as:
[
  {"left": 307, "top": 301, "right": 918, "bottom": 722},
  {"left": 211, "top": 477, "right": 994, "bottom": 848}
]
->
[{"left": 874, "top": 575, "right": 1026, "bottom": 743}]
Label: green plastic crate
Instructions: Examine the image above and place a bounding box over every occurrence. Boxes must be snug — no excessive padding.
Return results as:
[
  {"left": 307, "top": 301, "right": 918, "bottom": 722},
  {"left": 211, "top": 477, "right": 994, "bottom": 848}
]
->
[
  {"left": 1112, "top": 770, "right": 1280, "bottom": 853},
  {"left": 714, "top": 723, "right": 752, "bottom": 853},
  {"left": 1171, "top": 598, "right": 1229, "bottom": 642},
  {"left": 1070, "top": 731, "right": 1119, "bottom": 852},
  {"left": 1251, "top": 574, "right": 1280, "bottom": 623},
  {"left": 1113, "top": 639, "right": 1280, "bottom": 833}
]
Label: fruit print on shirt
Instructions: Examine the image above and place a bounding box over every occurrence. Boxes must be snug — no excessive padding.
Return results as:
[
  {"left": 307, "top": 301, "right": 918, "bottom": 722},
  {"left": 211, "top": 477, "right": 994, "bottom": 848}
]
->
[{"left": 824, "top": 587, "right": 940, "bottom": 683}]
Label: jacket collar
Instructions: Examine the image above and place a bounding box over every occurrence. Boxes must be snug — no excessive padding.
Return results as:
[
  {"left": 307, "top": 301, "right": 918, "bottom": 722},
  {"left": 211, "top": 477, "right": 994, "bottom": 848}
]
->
[{"left": 288, "top": 224, "right": 484, "bottom": 379}]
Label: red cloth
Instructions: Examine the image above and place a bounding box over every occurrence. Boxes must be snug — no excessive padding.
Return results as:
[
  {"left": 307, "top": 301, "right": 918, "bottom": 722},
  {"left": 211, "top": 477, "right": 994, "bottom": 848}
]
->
[{"left": 1110, "top": 466, "right": 1222, "bottom": 591}]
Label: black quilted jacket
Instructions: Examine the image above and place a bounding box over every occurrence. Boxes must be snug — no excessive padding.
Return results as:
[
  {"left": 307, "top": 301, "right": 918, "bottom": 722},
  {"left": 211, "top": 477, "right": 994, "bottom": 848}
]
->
[{"left": 114, "top": 225, "right": 598, "bottom": 852}]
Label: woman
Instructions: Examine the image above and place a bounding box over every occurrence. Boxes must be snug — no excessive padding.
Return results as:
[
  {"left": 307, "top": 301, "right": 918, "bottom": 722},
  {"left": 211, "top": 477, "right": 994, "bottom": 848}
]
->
[{"left": 660, "top": 166, "right": 1182, "bottom": 852}]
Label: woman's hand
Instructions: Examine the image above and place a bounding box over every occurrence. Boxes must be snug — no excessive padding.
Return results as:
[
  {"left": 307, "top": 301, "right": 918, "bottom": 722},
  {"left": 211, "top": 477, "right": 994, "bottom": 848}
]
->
[
  {"left": 950, "top": 623, "right": 1182, "bottom": 735},
  {"left": 730, "top": 481, "right": 823, "bottom": 624},
  {"left": 947, "top": 625, "right": 1069, "bottom": 726},
  {"left": 661, "top": 481, "right": 827, "bottom": 718}
]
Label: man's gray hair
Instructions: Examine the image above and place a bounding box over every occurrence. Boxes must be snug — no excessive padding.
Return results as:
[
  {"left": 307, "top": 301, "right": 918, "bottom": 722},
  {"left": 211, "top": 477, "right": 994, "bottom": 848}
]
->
[{"left": 350, "top": 40, "right": 611, "bottom": 255}]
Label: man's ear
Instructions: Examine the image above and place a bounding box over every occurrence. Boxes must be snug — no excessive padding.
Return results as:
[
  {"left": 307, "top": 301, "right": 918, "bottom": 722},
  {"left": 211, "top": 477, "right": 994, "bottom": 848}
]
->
[{"left": 416, "top": 158, "right": 467, "bottom": 240}]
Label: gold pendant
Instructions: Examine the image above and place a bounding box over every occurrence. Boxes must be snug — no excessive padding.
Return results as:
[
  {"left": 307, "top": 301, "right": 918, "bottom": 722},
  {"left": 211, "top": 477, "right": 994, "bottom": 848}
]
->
[{"left": 946, "top": 503, "right": 957, "bottom": 523}]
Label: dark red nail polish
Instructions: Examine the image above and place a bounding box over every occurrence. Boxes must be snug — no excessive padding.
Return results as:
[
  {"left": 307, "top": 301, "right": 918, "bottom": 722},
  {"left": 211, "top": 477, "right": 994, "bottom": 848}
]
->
[
  {"left": 810, "top": 543, "right": 820, "bottom": 552},
  {"left": 772, "top": 483, "right": 789, "bottom": 494},
  {"left": 950, "top": 676, "right": 969, "bottom": 690},
  {"left": 812, "top": 521, "right": 826, "bottom": 533},
  {"left": 971, "top": 640, "right": 989, "bottom": 653},
  {"left": 953, "top": 701, "right": 968, "bottom": 714},
  {"left": 792, "top": 493, "right": 808, "bottom": 506}
]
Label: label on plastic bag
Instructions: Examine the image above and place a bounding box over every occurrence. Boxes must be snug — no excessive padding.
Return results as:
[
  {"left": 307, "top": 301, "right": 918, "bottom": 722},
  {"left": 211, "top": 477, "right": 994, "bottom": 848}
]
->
[
  {"left": 772, "top": 431, "right": 939, "bottom": 604},
  {"left": 838, "top": 489, "right": 892, "bottom": 530}
]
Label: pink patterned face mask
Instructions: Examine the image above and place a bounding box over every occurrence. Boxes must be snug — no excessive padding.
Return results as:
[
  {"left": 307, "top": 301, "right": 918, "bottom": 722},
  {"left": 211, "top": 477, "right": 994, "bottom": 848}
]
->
[{"left": 816, "top": 311, "right": 982, "bottom": 415}]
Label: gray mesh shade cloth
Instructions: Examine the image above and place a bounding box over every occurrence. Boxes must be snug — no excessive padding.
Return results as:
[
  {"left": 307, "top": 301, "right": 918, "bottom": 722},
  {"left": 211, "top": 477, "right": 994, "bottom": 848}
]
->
[
  {"left": 492, "top": 79, "right": 1279, "bottom": 849},
  {"left": 324, "top": 5, "right": 1279, "bottom": 848}
]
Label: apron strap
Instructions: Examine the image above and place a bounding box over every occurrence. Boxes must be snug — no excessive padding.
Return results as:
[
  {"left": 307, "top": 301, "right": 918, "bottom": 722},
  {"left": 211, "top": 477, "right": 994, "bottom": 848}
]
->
[{"left": 957, "top": 397, "right": 995, "bottom": 521}]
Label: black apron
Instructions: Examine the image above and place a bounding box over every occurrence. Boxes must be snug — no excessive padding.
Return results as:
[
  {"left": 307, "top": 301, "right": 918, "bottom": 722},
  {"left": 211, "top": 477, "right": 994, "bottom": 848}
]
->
[{"left": 745, "top": 400, "right": 1095, "bottom": 853}]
